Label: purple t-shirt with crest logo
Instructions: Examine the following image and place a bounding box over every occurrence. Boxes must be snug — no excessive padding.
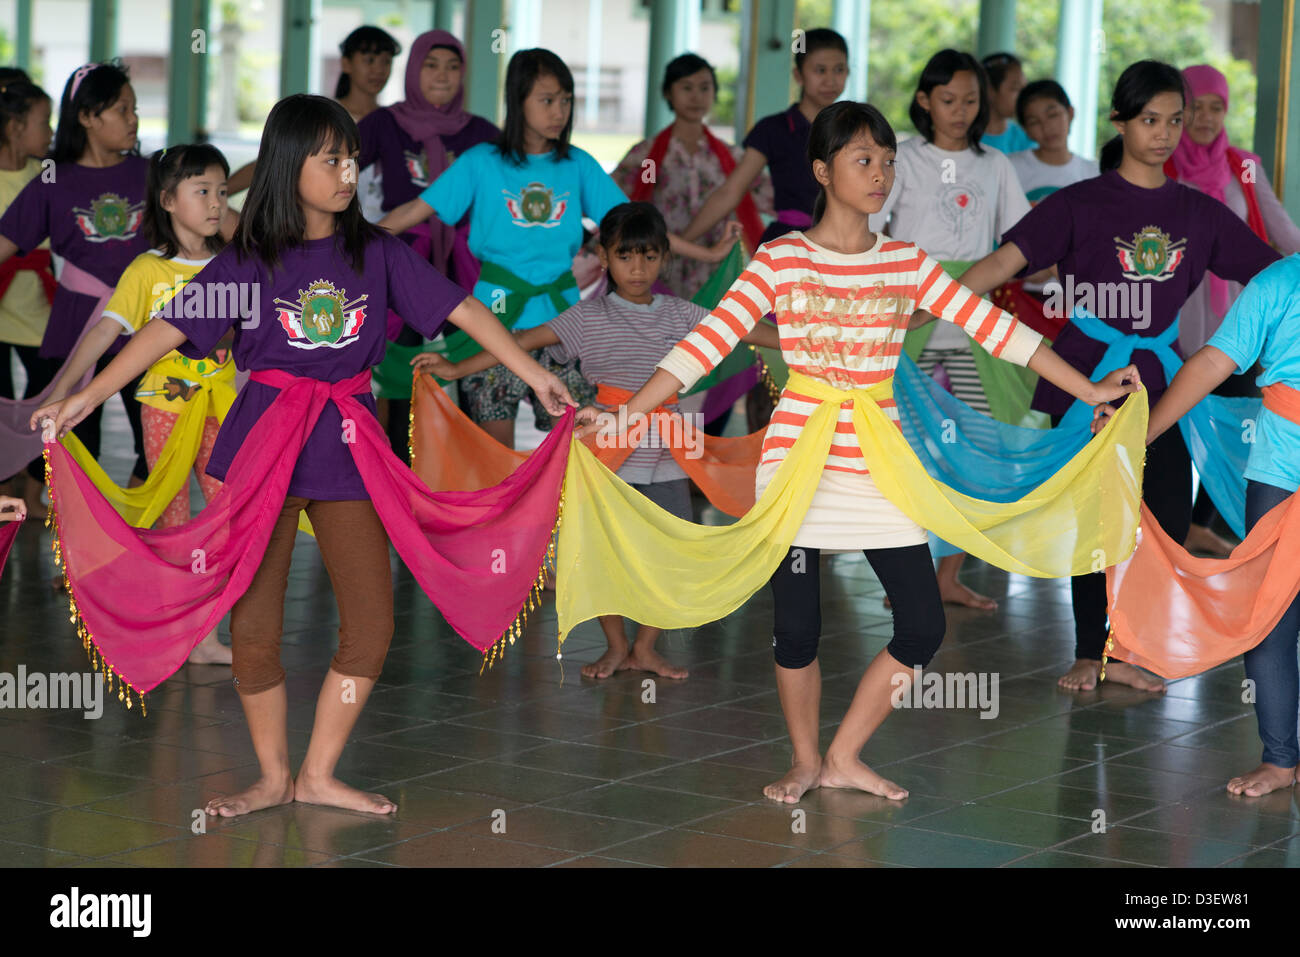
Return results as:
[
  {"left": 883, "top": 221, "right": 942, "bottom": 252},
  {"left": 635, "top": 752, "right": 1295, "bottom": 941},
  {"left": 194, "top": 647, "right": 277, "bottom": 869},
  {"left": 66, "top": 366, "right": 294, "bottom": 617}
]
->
[
  {"left": 0, "top": 155, "right": 150, "bottom": 358},
  {"left": 357, "top": 107, "right": 499, "bottom": 212},
  {"left": 1001, "top": 170, "right": 1279, "bottom": 415},
  {"left": 162, "top": 230, "right": 467, "bottom": 499}
]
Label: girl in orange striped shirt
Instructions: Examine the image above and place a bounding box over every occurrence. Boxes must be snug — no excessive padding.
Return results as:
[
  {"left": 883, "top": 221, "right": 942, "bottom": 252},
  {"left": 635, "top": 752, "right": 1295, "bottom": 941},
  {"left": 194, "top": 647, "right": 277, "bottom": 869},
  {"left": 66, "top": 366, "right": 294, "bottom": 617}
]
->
[{"left": 583, "top": 102, "right": 1140, "bottom": 803}]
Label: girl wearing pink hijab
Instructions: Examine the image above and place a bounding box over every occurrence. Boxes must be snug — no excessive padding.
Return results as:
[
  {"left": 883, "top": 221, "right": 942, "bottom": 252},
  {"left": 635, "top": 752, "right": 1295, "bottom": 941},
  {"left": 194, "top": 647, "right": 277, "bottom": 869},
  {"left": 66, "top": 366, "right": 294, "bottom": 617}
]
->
[
  {"left": 1167, "top": 64, "right": 1300, "bottom": 556},
  {"left": 357, "top": 30, "right": 500, "bottom": 454}
]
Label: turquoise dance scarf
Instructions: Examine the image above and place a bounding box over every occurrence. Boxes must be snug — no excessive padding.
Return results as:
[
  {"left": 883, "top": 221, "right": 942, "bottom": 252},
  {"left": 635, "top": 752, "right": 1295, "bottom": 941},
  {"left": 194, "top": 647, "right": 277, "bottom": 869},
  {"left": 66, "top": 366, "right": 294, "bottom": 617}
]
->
[
  {"left": 892, "top": 306, "right": 1255, "bottom": 553},
  {"left": 1066, "top": 309, "right": 1254, "bottom": 537}
]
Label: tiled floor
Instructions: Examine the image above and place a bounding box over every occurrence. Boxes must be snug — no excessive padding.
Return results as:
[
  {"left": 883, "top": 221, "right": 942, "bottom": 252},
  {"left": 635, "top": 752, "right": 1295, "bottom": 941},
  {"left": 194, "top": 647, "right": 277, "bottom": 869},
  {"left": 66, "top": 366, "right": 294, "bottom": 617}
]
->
[{"left": 1, "top": 405, "right": 1297, "bottom": 868}]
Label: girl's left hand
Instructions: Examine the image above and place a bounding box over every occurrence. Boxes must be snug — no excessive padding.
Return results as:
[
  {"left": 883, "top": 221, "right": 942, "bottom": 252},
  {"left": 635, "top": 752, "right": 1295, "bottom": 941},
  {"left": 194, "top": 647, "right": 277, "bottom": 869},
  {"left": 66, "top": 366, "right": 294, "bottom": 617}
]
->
[
  {"left": 703, "top": 221, "right": 743, "bottom": 262},
  {"left": 1093, "top": 364, "right": 1142, "bottom": 403},
  {"left": 411, "top": 352, "right": 460, "bottom": 380},
  {"left": 0, "top": 495, "right": 26, "bottom": 522},
  {"left": 531, "top": 372, "right": 576, "bottom": 417}
]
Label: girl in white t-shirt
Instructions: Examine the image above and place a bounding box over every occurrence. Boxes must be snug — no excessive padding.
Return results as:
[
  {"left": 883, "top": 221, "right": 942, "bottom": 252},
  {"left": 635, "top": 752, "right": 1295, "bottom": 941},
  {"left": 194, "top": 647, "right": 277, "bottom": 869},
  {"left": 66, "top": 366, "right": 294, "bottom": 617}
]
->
[
  {"left": 869, "top": 48, "right": 1032, "bottom": 611},
  {"left": 1008, "top": 80, "right": 1099, "bottom": 206}
]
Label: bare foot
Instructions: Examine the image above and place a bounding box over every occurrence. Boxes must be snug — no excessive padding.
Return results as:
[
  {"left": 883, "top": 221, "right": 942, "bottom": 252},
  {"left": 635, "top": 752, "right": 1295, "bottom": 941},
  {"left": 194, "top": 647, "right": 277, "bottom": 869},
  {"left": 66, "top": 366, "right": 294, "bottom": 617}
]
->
[
  {"left": 819, "top": 749, "right": 908, "bottom": 800},
  {"left": 1184, "top": 523, "right": 1235, "bottom": 558},
  {"left": 581, "top": 645, "right": 630, "bottom": 679},
  {"left": 1100, "top": 660, "right": 1166, "bottom": 693},
  {"left": 763, "top": 757, "right": 822, "bottom": 804},
  {"left": 939, "top": 580, "right": 997, "bottom": 610},
  {"left": 1058, "top": 659, "right": 1100, "bottom": 691},
  {"left": 624, "top": 645, "right": 689, "bottom": 679},
  {"left": 187, "top": 629, "right": 232, "bottom": 665},
  {"left": 205, "top": 774, "right": 295, "bottom": 817},
  {"left": 1226, "top": 763, "right": 1297, "bottom": 797},
  {"left": 294, "top": 773, "right": 397, "bottom": 814}
]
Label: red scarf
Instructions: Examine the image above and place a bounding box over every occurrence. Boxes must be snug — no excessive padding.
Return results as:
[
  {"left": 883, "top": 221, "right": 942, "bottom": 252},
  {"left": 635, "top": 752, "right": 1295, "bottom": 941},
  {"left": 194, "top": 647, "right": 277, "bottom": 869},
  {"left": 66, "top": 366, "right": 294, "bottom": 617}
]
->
[
  {"left": 632, "top": 125, "right": 765, "bottom": 252},
  {"left": 0, "top": 249, "right": 57, "bottom": 305}
]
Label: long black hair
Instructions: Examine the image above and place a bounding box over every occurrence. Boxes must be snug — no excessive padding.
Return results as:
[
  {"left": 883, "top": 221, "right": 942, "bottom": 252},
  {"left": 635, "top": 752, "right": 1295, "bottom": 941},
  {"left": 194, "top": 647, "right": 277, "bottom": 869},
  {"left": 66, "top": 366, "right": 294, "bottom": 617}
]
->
[
  {"left": 794, "top": 27, "right": 848, "bottom": 72},
  {"left": 808, "top": 101, "right": 897, "bottom": 224},
  {"left": 597, "top": 202, "right": 669, "bottom": 294},
  {"left": 144, "top": 144, "right": 230, "bottom": 258},
  {"left": 661, "top": 53, "right": 716, "bottom": 105},
  {"left": 908, "top": 49, "right": 988, "bottom": 153},
  {"left": 233, "top": 94, "right": 381, "bottom": 272},
  {"left": 0, "top": 77, "right": 50, "bottom": 152},
  {"left": 50, "top": 61, "right": 135, "bottom": 163},
  {"left": 334, "top": 26, "right": 401, "bottom": 99},
  {"left": 495, "top": 49, "right": 574, "bottom": 167}
]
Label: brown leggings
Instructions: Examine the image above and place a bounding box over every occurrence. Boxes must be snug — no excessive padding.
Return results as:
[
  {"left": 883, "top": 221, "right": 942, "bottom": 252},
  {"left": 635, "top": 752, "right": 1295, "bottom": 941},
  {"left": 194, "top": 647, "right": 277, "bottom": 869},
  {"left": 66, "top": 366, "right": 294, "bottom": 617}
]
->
[{"left": 230, "top": 496, "right": 394, "bottom": 695}]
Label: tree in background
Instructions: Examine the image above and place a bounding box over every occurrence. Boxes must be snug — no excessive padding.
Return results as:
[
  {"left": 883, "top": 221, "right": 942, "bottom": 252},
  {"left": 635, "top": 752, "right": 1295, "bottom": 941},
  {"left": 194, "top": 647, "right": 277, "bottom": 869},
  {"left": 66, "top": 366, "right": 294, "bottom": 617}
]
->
[{"left": 795, "top": 0, "right": 1257, "bottom": 156}]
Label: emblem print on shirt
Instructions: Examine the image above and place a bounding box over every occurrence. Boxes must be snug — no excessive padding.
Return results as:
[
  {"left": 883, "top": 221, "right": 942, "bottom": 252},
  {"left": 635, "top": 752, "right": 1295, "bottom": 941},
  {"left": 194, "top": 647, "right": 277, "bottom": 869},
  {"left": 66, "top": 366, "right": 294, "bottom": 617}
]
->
[
  {"left": 935, "top": 182, "right": 985, "bottom": 240},
  {"left": 1114, "top": 226, "right": 1187, "bottom": 281},
  {"left": 71, "top": 193, "right": 145, "bottom": 243},
  {"left": 502, "top": 182, "right": 569, "bottom": 227},
  {"left": 275, "top": 280, "right": 369, "bottom": 350},
  {"left": 403, "top": 149, "right": 429, "bottom": 188}
]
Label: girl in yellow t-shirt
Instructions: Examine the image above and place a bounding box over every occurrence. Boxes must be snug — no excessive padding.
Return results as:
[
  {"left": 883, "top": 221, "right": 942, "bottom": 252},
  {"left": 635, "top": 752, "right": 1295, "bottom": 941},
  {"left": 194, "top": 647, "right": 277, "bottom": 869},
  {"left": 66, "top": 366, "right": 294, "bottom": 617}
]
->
[{"left": 44, "top": 144, "right": 234, "bottom": 662}]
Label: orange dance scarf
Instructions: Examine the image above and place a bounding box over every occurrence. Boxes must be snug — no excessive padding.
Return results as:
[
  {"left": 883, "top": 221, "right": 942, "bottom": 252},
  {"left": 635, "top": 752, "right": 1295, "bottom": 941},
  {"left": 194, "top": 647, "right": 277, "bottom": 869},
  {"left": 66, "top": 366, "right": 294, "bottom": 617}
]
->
[{"left": 1105, "top": 382, "right": 1300, "bottom": 679}]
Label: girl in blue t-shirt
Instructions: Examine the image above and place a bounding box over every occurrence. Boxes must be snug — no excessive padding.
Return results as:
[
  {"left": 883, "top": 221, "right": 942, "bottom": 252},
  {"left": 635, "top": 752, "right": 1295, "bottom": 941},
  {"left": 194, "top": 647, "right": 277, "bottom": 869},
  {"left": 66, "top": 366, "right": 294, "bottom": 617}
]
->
[
  {"left": 379, "top": 48, "right": 738, "bottom": 450},
  {"left": 1127, "top": 255, "right": 1300, "bottom": 798},
  {"left": 39, "top": 94, "right": 577, "bottom": 819}
]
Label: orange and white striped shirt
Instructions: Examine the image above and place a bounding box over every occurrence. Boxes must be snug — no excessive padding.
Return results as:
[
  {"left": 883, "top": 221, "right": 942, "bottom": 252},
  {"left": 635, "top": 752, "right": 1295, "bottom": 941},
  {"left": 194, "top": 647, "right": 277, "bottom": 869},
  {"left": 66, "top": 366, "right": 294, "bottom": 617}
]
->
[{"left": 657, "top": 231, "right": 1043, "bottom": 476}]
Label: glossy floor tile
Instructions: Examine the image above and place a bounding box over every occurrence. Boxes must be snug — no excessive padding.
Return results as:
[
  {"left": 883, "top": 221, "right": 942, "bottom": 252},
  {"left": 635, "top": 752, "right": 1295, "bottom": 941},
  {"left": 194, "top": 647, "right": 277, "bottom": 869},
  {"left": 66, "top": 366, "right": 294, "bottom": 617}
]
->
[{"left": 0, "top": 408, "right": 1295, "bottom": 867}]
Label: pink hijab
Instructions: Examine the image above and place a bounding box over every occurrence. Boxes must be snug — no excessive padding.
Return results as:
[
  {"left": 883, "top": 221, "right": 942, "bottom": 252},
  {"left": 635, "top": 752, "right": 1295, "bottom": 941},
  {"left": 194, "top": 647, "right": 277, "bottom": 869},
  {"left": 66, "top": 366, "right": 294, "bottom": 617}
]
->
[
  {"left": 1170, "top": 65, "right": 1263, "bottom": 316},
  {"left": 386, "top": 30, "right": 473, "bottom": 184}
]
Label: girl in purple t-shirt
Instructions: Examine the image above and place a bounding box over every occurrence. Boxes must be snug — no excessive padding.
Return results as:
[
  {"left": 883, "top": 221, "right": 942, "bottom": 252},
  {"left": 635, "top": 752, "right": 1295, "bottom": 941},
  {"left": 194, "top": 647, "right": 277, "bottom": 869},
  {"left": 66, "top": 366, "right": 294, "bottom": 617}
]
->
[
  {"left": 39, "top": 94, "right": 576, "bottom": 819},
  {"left": 961, "top": 60, "right": 1279, "bottom": 695},
  {"left": 0, "top": 63, "right": 152, "bottom": 483}
]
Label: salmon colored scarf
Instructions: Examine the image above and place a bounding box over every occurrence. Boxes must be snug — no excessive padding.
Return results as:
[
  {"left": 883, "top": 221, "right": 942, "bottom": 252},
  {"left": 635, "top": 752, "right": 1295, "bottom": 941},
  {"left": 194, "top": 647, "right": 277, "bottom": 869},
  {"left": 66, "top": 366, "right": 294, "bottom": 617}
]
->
[{"left": 1105, "top": 382, "right": 1300, "bottom": 679}]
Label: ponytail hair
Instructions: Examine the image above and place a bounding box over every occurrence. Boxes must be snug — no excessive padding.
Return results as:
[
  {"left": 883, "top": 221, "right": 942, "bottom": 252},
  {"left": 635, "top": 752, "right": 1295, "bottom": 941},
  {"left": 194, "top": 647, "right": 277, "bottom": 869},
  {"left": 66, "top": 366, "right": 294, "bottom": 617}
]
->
[
  {"left": 808, "top": 101, "right": 897, "bottom": 224},
  {"left": 334, "top": 25, "right": 401, "bottom": 99}
]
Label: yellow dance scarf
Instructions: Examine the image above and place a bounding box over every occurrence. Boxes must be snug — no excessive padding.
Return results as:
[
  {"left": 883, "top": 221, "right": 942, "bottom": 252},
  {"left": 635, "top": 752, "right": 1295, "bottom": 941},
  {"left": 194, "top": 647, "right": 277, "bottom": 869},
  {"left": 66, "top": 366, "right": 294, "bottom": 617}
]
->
[
  {"left": 555, "top": 370, "right": 1148, "bottom": 646},
  {"left": 60, "top": 371, "right": 238, "bottom": 530}
]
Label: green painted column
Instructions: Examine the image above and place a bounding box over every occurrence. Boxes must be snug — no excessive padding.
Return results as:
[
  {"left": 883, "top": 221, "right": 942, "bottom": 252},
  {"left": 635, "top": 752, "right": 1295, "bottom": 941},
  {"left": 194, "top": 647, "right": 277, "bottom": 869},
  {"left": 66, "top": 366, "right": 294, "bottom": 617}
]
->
[
  {"left": 1254, "top": 0, "right": 1300, "bottom": 217},
  {"left": 433, "top": 0, "right": 456, "bottom": 32},
  {"left": 16, "top": 0, "right": 32, "bottom": 71},
  {"left": 976, "top": 0, "right": 1016, "bottom": 57},
  {"left": 1055, "top": 0, "right": 1102, "bottom": 160},
  {"left": 167, "top": 0, "right": 211, "bottom": 144},
  {"left": 463, "top": 0, "right": 504, "bottom": 123},
  {"left": 736, "top": 0, "right": 797, "bottom": 141},
  {"left": 832, "top": 0, "right": 870, "bottom": 103},
  {"left": 644, "top": 0, "right": 698, "bottom": 138},
  {"left": 280, "top": 0, "right": 317, "bottom": 97},
  {"left": 89, "top": 0, "right": 118, "bottom": 62}
]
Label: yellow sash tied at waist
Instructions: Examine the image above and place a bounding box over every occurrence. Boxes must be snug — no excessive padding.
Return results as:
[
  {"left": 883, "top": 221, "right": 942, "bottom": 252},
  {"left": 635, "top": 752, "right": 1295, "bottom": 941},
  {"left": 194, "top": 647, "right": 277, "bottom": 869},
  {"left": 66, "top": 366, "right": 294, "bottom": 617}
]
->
[{"left": 555, "top": 370, "right": 1149, "bottom": 645}]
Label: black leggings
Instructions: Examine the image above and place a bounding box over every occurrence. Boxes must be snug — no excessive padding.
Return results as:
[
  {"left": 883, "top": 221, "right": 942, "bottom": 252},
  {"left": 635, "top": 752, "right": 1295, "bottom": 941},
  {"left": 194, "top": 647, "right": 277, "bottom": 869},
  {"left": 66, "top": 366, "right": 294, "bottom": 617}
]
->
[
  {"left": 1053, "top": 416, "right": 1192, "bottom": 659},
  {"left": 769, "top": 543, "right": 946, "bottom": 669}
]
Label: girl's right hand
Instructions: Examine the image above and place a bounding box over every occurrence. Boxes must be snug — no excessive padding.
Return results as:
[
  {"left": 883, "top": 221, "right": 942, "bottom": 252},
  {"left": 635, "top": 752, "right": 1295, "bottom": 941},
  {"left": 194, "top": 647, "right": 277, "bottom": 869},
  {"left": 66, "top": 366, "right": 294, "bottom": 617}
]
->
[
  {"left": 411, "top": 352, "right": 461, "bottom": 380},
  {"left": 30, "top": 391, "right": 97, "bottom": 442},
  {"left": 704, "top": 221, "right": 744, "bottom": 262}
]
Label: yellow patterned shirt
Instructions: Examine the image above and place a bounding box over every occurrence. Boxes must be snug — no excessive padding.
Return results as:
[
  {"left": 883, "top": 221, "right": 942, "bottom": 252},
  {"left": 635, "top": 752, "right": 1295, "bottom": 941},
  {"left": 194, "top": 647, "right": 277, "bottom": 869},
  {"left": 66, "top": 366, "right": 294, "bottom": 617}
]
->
[{"left": 102, "top": 250, "right": 236, "bottom": 414}]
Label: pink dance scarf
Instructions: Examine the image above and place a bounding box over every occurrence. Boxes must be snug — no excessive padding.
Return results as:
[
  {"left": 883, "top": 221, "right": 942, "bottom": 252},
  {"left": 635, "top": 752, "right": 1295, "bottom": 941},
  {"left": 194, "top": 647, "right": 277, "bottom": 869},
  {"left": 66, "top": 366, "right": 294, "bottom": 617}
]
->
[
  {"left": 0, "top": 260, "right": 112, "bottom": 478},
  {"left": 44, "top": 367, "right": 570, "bottom": 710},
  {"left": 0, "top": 518, "right": 19, "bottom": 579}
]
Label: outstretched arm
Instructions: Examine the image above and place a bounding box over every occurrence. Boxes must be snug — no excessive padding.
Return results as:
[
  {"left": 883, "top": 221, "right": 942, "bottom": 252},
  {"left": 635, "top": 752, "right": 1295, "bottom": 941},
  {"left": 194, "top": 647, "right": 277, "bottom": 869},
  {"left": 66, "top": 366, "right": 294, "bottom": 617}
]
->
[
  {"left": 1145, "top": 346, "right": 1236, "bottom": 443},
  {"left": 958, "top": 242, "right": 1029, "bottom": 297},
  {"left": 377, "top": 197, "right": 438, "bottom": 237},
  {"left": 443, "top": 298, "right": 573, "bottom": 414},
  {"left": 413, "top": 325, "right": 561, "bottom": 381}
]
